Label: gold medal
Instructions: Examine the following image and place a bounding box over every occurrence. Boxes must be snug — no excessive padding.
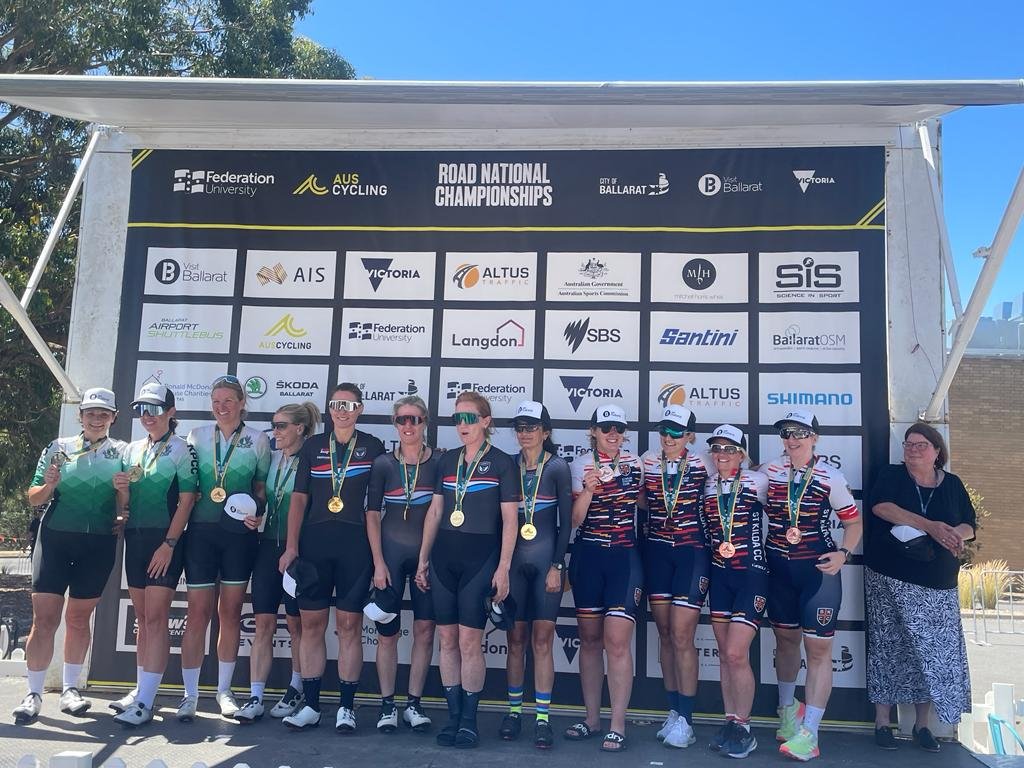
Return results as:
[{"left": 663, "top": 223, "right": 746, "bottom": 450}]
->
[
  {"left": 719, "top": 541, "right": 736, "bottom": 559},
  {"left": 328, "top": 496, "right": 344, "bottom": 514},
  {"left": 450, "top": 509, "right": 465, "bottom": 527},
  {"left": 51, "top": 451, "right": 68, "bottom": 467},
  {"left": 127, "top": 465, "right": 144, "bottom": 482},
  {"left": 210, "top": 486, "right": 227, "bottom": 503},
  {"left": 520, "top": 523, "right": 537, "bottom": 541},
  {"left": 785, "top": 526, "right": 803, "bottom": 545}
]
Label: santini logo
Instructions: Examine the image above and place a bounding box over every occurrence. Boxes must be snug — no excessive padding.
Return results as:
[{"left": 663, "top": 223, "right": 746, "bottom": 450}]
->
[
  {"left": 563, "top": 318, "right": 621, "bottom": 352},
  {"left": 659, "top": 328, "right": 738, "bottom": 347},
  {"left": 559, "top": 375, "right": 622, "bottom": 412},
  {"left": 793, "top": 170, "right": 836, "bottom": 193}
]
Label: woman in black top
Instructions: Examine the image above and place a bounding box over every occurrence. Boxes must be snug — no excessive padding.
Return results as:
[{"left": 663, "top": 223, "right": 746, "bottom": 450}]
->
[{"left": 864, "top": 423, "right": 975, "bottom": 753}]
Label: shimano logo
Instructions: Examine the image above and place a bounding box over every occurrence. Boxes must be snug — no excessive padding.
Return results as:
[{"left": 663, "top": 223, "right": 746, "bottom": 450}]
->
[
  {"left": 793, "top": 170, "right": 836, "bottom": 193},
  {"left": 767, "top": 392, "right": 854, "bottom": 406}
]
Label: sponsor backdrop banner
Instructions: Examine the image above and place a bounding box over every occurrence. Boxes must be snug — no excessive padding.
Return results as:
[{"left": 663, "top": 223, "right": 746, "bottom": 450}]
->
[{"left": 91, "top": 147, "right": 887, "bottom": 724}]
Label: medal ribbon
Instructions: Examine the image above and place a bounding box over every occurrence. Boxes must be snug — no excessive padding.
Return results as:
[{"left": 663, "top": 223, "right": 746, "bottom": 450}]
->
[
  {"left": 519, "top": 451, "right": 548, "bottom": 528},
  {"left": 787, "top": 458, "right": 817, "bottom": 530},
  {"left": 137, "top": 430, "right": 172, "bottom": 475},
  {"left": 68, "top": 433, "right": 109, "bottom": 460},
  {"left": 593, "top": 450, "right": 620, "bottom": 478},
  {"left": 454, "top": 441, "right": 490, "bottom": 512},
  {"left": 715, "top": 470, "right": 744, "bottom": 546},
  {"left": 214, "top": 425, "right": 244, "bottom": 489},
  {"left": 329, "top": 433, "right": 357, "bottom": 501},
  {"left": 398, "top": 446, "right": 425, "bottom": 520},
  {"left": 267, "top": 452, "right": 300, "bottom": 535},
  {"left": 660, "top": 449, "right": 689, "bottom": 518}
]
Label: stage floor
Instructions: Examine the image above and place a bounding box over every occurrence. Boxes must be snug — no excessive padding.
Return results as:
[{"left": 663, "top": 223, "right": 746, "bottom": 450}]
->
[{"left": 0, "top": 675, "right": 989, "bottom": 768}]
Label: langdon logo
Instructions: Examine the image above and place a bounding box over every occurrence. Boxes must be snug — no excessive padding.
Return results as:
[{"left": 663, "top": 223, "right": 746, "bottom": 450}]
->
[
  {"left": 451, "top": 263, "right": 530, "bottom": 289},
  {"left": 451, "top": 320, "right": 525, "bottom": 351},
  {"left": 563, "top": 318, "right": 621, "bottom": 353},
  {"left": 682, "top": 258, "right": 716, "bottom": 290},
  {"left": 559, "top": 375, "right": 623, "bottom": 412},
  {"left": 173, "top": 168, "right": 274, "bottom": 196},
  {"left": 361, "top": 257, "right": 421, "bottom": 292},
  {"left": 793, "top": 170, "right": 836, "bottom": 193},
  {"left": 598, "top": 172, "right": 669, "bottom": 196},
  {"left": 293, "top": 172, "right": 388, "bottom": 197},
  {"left": 244, "top": 376, "right": 268, "bottom": 399}
]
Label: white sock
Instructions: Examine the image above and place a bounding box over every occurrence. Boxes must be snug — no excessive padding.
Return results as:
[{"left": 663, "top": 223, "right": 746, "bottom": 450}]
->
[
  {"left": 738, "top": 720, "right": 751, "bottom": 732},
  {"left": 136, "top": 671, "right": 163, "bottom": 709},
  {"left": 250, "top": 681, "right": 265, "bottom": 702},
  {"left": 217, "top": 660, "right": 236, "bottom": 693},
  {"left": 27, "top": 669, "right": 46, "bottom": 696},
  {"left": 290, "top": 671, "right": 302, "bottom": 690},
  {"left": 804, "top": 705, "right": 825, "bottom": 736},
  {"left": 135, "top": 665, "right": 143, "bottom": 693},
  {"left": 778, "top": 680, "right": 797, "bottom": 708},
  {"left": 181, "top": 667, "right": 201, "bottom": 699},
  {"left": 62, "top": 663, "right": 83, "bottom": 692}
]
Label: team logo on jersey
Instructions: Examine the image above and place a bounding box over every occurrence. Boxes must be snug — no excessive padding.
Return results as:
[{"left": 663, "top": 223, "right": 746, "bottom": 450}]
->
[
  {"left": 103, "top": 447, "right": 121, "bottom": 460},
  {"left": 354, "top": 447, "right": 367, "bottom": 459},
  {"left": 633, "top": 588, "right": 642, "bottom": 606},
  {"left": 619, "top": 464, "right": 632, "bottom": 476},
  {"left": 477, "top": 461, "right": 492, "bottom": 474},
  {"left": 753, "top": 595, "right": 767, "bottom": 613},
  {"left": 816, "top": 607, "right": 834, "bottom": 626},
  {"left": 237, "top": 436, "right": 253, "bottom": 449},
  {"left": 698, "top": 576, "right": 709, "bottom": 595}
]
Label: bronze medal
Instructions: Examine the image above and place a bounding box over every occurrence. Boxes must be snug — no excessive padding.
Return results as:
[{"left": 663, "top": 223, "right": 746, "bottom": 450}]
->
[
  {"left": 450, "top": 509, "right": 465, "bottom": 527},
  {"left": 127, "top": 465, "right": 144, "bottom": 483},
  {"left": 719, "top": 541, "right": 736, "bottom": 559},
  {"left": 51, "top": 451, "right": 69, "bottom": 467},
  {"left": 327, "top": 496, "right": 344, "bottom": 514},
  {"left": 520, "top": 523, "right": 537, "bottom": 541},
  {"left": 598, "top": 466, "right": 614, "bottom": 483},
  {"left": 785, "top": 526, "right": 803, "bottom": 545},
  {"left": 210, "top": 486, "right": 227, "bottom": 503}
]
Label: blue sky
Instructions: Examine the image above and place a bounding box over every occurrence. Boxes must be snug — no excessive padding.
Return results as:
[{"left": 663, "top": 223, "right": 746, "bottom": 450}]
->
[{"left": 297, "top": 1, "right": 1024, "bottom": 319}]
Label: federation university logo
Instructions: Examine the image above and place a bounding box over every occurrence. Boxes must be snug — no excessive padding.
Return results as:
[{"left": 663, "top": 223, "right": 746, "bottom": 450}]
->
[{"left": 172, "top": 169, "right": 205, "bottom": 193}]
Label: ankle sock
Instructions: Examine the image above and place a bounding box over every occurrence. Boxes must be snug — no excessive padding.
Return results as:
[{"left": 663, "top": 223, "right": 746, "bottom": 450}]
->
[{"left": 535, "top": 690, "right": 551, "bottom": 723}]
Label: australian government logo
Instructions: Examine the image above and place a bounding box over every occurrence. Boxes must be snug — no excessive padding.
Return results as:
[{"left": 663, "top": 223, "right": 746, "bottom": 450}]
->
[
  {"left": 435, "top": 162, "right": 552, "bottom": 207},
  {"left": 172, "top": 168, "right": 274, "bottom": 197},
  {"left": 598, "top": 172, "right": 669, "bottom": 196},
  {"left": 550, "top": 255, "right": 634, "bottom": 300},
  {"left": 293, "top": 172, "right": 388, "bottom": 197}
]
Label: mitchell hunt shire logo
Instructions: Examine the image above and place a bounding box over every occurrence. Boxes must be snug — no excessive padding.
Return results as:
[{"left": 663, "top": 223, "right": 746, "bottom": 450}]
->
[
  {"left": 559, "top": 375, "right": 623, "bottom": 412},
  {"left": 793, "top": 170, "right": 836, "bottom": 193},
  {"left": 361, "top": 257, "right": 421, "bottom": 292},
  {"left": 293, "top": 172, "right": 388, "bottom": 197}
]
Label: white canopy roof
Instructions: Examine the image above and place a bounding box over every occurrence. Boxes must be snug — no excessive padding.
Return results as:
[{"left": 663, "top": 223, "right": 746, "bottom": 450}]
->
[{"left": 1, "top": 75, "right": 1022, "bottom": 130}]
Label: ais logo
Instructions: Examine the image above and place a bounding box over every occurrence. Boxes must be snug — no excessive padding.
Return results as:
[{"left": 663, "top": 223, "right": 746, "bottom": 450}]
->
[
  {"left": 559, "top": 375, "right": 623, "bottom": 412},
  {"left": 563, "top": 318, "right": 621, "bottom": 353},
  {"left": 776, "top": 256, "right": 842, "bottom": 291},
  {"left": 254, "top": 262, "right": 325, "bottom": 287}
]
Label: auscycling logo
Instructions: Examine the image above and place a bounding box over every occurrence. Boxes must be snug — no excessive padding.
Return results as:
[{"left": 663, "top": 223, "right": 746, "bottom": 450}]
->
[
  {"left": 293, "top": 172, "right": 388, "bottom": 197},
  {"left": 172, "top": 168, "right": 274, "bottom": 197}
]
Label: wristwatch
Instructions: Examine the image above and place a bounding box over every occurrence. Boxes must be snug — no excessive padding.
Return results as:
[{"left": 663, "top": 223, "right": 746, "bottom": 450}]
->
[
  {"left": 164, "top": 537, "right": 178, "bottom": 549},
  {"left": 551, "top": 561, "right": 565, "bottom": 572},
  {"left": 839, "top": 547, "right": 851, "bottom": 563}
]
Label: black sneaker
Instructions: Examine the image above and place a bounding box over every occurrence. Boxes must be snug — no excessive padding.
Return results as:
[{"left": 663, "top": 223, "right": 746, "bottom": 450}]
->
[
  {"left": 499, "top": 712, "right": 522, "bottom": 740},
  {"left": 535, "top": 719, "right": 554, "bottom": 749},
  {"left": 723, "top": 726, "right": 758, "bottom": 758},
  {"left": 875, "top": 726, "right": 899, "bottom": 750},
  {"left": 711, "top": 720, "right": 735, "bottom": 751},
  {"left": 913, "top": 726, "right": 940, "bottom": 753}
]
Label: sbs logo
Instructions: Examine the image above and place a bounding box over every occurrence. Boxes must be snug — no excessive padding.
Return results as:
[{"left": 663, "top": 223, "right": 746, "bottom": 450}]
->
[{"left": 563, "top": 318, "right": 621, "bottom": 353}]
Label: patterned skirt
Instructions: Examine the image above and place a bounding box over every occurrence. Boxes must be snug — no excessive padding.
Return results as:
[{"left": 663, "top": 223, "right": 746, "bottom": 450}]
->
[{"left": 864, "top": 567, "right": 971, "bottom": 724}]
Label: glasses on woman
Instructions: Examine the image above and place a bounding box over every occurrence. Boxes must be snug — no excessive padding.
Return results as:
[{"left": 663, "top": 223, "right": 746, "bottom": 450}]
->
[
  {"left": 328, "top": 399, "right": 361, "bottom": 412},
  {"left": 134, "top": 404, "right": 166, "bottom": 417},
  {"left": 514, "top": 423, "right": 542, "bottom": 433},
  {"left": 598, "top": 424, "right": 626, "bottom": 434},
  {"left": 452, "top": 412, "right": 480, "bottom": 425},
  {"left": 903, "top": 440, "right": 933, "bottom": 451},
  {"left": 394, "top": 415, "right": 425, "bottom": 426},
  {"left": 271, "top": 421, "right": 295, "bottom": 431},
  {"left": 658, "top": 426, "right": 687, "bottom": 438},
  {"left": 780, "top": 427, "right": 815, "bottom": 440},
  {"left": 211, "top": 375, "right": 240, "bottom": 388},
  {"left": 710, "top": 443, "right": 742, "bottom": 455}
]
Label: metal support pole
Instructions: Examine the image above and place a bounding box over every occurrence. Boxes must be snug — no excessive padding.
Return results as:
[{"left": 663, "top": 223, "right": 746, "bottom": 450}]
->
[
  {"left": 918, "top": 121, "right": 965, "bottom": 327},
  {"left": 922, "top": 164, "right": 1024, "bottom": 421},
  {"left": 0, "top": 271, "right": 80, "bottom": 402},
  {"left": 20, "top": 128, "right": 102, "bottom": 309}
]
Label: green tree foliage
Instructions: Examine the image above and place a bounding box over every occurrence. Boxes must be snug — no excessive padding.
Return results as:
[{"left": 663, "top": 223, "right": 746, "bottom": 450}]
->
[{"left": 0, "top": 1, "right": 353, "bottom": 547}]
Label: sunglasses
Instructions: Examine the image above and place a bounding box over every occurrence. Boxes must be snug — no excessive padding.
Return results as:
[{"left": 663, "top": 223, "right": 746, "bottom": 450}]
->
[
  {"left": 903, "top": 440, "right": 933, "bottom": 451},
  {"left": 514, "top": 423, "right": 542, "bottom": 433},
  {"left": 658, "top": 426, "right": 688, "bottom": 438},
  {"left": 710, "top": 443, "right": 743, "bottom": 455},
  {"left": 394, "top": 415, "right": 425, "bottom": 426},
  {"left": 452, "top": 412, "right": 481, "bottom": 426},
  {"left": 598, "top": 424, "right": 626, "bottom": 434},
  {"left": 271, "top": 421, "right": 295, "bottom": 431},
  {"left": 211, "top": 375, "right": 240, "bottom": 388},
  {"left": 780, "top": 427, "right": 815, "bottom": 440},
  {"left": 134, "top": 403, "right": 167, "bottom": 417},
  {"left": 328, "top": 399, "right": 361, "bottom": 412}
]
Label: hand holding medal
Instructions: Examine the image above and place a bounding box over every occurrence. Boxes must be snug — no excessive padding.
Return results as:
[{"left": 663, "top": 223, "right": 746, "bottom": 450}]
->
[{"left": 210, "top": 425, "right": 244, "bottom": 503}]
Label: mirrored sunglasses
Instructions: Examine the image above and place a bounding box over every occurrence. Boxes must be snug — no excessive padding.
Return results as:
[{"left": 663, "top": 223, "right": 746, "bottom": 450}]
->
[
  {"left": 710, "top": 443, "right": 743, "bottom": 455},
  {"left": 658, "top": 426, "right": 687, "bottom": 438},
  {"left": 598, "top": 424, "right": 626, "bottom": 434},
  {"left": 452, "top": 412, "right": 480, "bottom": 425},
  {"left": 514, "top": 423, "right": 542, "bottom": 433},
  {"left": 134, "top": 403, "right": 167, "bottom": 417},
  {"left": 211, "top": 375, "right": 240, "bottom": 387},
  {"left": 394, "top": 415, "right": 425, "bottom": 426},
  {"left": 328, "top": 399, "right": 361, "bottom": 412},
  {"left": 780, "top": 427, "right": 815, "bottom": 440}
]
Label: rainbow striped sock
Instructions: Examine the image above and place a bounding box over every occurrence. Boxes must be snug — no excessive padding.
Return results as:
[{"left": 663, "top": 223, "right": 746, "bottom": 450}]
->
[
  {"left": 508, "top": 685, "right": 524, "bottom": 714},
  {"left": 535, "top": 691, "right": 551, "bottom": 723}
]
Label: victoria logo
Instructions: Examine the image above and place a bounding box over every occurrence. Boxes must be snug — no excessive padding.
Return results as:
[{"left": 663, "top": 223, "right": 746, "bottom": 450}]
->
[
  {"left": 682, "top": 258, "right": 716, "bottom": 290},
  {"left": 361, "top": 257, "right": 421, "bottom": 292},
  {"left": 793, "top": 170, "right": 836, "bottom": 193},
  {"left": 555, "top": 623, "right": 580, "bottom": 664},
  {"left": 559, "top": 375, "right": 623, "bottom": 412}
]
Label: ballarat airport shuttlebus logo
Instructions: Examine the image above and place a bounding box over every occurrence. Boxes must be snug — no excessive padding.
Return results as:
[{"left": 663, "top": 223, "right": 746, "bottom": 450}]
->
[
  {"left": 793, "top": 170, "right": 836, "bottom": 193},
  {"left": 172, "top": 168, "right": 274, "bottom": 197},
  {"left": 293, "top": 172, "right": 389, "bottom": 197}
]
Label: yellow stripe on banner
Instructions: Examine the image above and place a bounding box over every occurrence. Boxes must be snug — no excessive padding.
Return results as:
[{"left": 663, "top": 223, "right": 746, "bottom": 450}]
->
[
  {"left": 127, "top": 222, "right": 885, "bottom": 233},
  {"left": 131, "top": 149, "right": 154, "bottom": 170},
  {"left": 855, "top": 199, "right": 885, "bottom": 227}
]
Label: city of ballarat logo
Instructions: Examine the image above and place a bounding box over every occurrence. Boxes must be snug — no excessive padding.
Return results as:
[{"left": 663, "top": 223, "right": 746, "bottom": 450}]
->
[
  {"left": 599, "top": 172, "right": 669, "bottom": 196},
  {"left": 361, "top": 257, "right": 421, "bottom": 292},
  {"left": 793, "top": 169, "right": 836, "bottom": 193},
  {"left": 359, "top": 379, "right": 419, "bottom": 402},
  {"left": 559, "top": 375, "right": 623, "bottom": 412},
  {"left": 244, "top": 376, "right": 268, "bottom": 399},
  {"left": 579, "top": 257, "right": 608, "bottom": 280},
  {"left": 555, "top": 623, "right": 580, "bottom": 664},
  {"left": 682, "top": 258, "right": 716, "bottom": 291}
]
